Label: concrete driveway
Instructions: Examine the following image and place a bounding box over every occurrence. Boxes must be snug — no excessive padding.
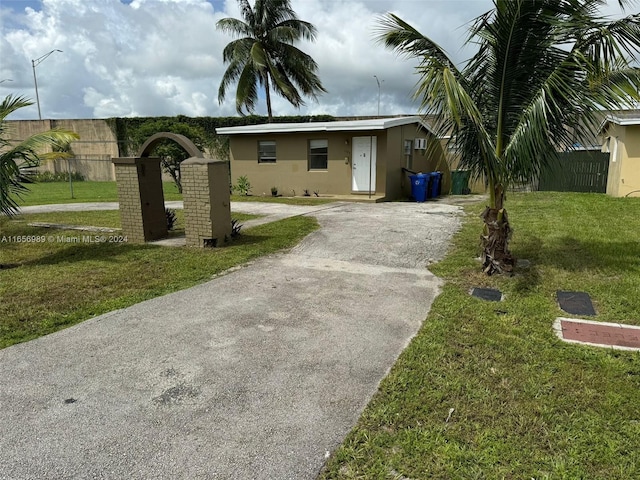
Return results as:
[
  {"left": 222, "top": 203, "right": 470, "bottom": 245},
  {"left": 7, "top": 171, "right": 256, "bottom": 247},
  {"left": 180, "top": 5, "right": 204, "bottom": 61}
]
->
[{"left": 0, "top": 201, "right": 462, "bottom": 479}]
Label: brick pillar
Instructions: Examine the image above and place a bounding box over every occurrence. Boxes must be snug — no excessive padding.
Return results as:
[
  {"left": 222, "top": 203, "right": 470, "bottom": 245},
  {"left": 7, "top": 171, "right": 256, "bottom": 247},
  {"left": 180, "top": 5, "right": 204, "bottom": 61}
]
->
[
  {"left": 181, "top": 158, "right": 232, "bottom": 247},
  {"left": 112, "top": 157, "right": 168, "bottom": 243}
]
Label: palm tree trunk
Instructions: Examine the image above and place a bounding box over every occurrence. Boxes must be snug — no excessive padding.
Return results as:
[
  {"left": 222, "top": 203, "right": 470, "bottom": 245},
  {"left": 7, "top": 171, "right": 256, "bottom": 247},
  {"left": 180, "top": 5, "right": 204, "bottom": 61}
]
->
[
  {"left": 264, "top": 74, "right": 273, "bottom": 123},
  {"left": 480, "top": 183, "right": 515, "bottom": 275}
]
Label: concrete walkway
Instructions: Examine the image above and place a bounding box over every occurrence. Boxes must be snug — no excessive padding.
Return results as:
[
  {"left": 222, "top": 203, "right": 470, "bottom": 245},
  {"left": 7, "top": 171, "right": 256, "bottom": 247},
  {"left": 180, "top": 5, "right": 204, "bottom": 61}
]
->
[
  {"left": 0, "top": 201, "right": 462, "bottom": 479},
  {"left": 18, "top": 200, "right": 342, "bottom": 232}
]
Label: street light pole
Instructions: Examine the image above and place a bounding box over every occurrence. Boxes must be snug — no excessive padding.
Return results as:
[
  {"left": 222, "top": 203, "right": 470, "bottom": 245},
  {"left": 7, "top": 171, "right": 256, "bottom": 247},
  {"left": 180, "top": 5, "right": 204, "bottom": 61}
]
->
[
  {"left": 31, "top": 49, "right": 62, "bottom": 120},
  {"left": 31, "top": 61, "right": 41, "bottom": 119},
  {"left": 373, "top": 75, "right": 383, "bottom": 116}
]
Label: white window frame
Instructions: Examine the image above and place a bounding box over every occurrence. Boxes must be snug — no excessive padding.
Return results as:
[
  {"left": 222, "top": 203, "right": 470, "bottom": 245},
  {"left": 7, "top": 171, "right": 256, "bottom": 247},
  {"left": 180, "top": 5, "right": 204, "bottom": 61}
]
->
[
  {"left": 258, "top": 140, "right": 276, "bottom": 163},
  {"left": 308, "top": 139, "right": 328, "bottom": 170}
]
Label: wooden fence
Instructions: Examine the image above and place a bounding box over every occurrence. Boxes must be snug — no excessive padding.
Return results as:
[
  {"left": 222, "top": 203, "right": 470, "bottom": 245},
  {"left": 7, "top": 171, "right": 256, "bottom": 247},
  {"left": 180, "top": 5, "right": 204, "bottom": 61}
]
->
[{"left": 538, "top": 150, "right": 609, "bottom": 193}]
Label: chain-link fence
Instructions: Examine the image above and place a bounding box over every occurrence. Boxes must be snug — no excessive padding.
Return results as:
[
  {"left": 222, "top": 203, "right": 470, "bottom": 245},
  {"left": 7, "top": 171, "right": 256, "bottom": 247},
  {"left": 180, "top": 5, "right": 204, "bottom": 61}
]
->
[{"left": 36, "top": 155, "right": 115, "bottom": 181}]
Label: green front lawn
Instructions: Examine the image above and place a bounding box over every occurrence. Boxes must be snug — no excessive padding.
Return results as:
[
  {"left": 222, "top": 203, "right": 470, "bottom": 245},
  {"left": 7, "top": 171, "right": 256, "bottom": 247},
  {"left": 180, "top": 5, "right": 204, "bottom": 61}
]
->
[
  {"left": 321, "top": 192, "right": 640, "bottom": 479},
  {"left": 16, "top": 181, "right": 182, "bottom": 205},
  {"left": 15, "top": 181, "right": 336, "bottom": 206}
]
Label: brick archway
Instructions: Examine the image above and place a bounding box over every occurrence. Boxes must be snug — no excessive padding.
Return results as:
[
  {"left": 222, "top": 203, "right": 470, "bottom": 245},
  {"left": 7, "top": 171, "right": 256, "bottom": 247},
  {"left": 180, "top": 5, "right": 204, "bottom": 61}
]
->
[
  {"left": 112, "top": 132, "right": 231, "bottom": 246},
  {"left": 138, "top": 132, "right": 204, "bottom": 159}
]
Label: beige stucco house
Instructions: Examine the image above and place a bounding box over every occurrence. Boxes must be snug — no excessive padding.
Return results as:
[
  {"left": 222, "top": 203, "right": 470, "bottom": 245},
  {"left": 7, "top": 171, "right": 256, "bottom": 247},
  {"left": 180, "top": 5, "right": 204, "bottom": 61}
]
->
[
  {"left": 601, "top": 111, "right": 640, "bottom": 197},
  {"left": 216, "top": 116, "right": 450, "bottom": 201}
]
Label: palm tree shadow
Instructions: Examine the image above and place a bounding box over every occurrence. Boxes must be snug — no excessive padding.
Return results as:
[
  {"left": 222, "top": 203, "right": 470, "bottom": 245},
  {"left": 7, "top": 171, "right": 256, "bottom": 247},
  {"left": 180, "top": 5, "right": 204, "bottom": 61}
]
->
[
  {"left": 218, "top": 233, "right": 271, "bottom": 248},
  {"left": 509, "top": 236, "right": 544, "bottom": 292},
  {"left": 511, "top": 235, "right": 640, "bottom": 292},
  {"left": 541, "top": 236, "right": 640, "bottom": 273},
  {"left": 16, "top": 232, "right": 271, "bottom": 267},
  {"left": 22, "top": 242, "right": 150, "bottom": 267}
]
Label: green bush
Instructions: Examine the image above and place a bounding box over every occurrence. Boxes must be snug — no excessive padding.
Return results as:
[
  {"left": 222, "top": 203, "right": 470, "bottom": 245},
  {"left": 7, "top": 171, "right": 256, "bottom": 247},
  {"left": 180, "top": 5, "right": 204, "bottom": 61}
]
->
[
  {"left": 165, "top": 208, "right": 177, "bottom": 231},
  {"left": 233, "top": 175, "right": 252, "bottom": 196},
  {"left": 29, "top": 171, "right": 85, "bottom": 182}
]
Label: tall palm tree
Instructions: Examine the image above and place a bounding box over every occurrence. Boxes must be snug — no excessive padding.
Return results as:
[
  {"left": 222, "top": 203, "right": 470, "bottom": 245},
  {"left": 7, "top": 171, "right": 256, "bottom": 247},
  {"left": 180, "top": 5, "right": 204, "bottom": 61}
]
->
[
  {"left": 376, "top": 0, "right": 640, "bottom": 274},
  {"left": 217, "top": 0, "right": 326, "bottom": 121},
  {"left": 0, "top": 95, "right": 79, "bottom": 216}
]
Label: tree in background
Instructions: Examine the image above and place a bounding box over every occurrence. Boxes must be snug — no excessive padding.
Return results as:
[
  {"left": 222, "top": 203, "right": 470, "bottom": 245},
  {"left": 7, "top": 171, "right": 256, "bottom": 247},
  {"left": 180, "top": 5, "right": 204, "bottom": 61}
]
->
[
  {"left": 217, "top": 0, "right": 326, "bottom": 121},
  {"left": 130, "top": 120, "right": 209, "bottom": 193},
  {"left": 0, "top": 95, "right": 79, "bottom": 216},
  {"left": 376, "top": 0, "right": 640, "bottom": 274}
]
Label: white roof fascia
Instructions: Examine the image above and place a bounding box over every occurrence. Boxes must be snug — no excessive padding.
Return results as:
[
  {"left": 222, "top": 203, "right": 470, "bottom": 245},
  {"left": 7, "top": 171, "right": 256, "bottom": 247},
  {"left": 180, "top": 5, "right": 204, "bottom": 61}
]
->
[
  {"left": 216, "top": 116, "right": 434, "bottom": 135},
  {"left": 600, "top": 116, "right": 636, "bottom": 136},
  {"left": 612, "top": 117, "right": 640, "bottom": 126},
  {"left": 602, "top": 113, "right": 640, "bottom": 127}
]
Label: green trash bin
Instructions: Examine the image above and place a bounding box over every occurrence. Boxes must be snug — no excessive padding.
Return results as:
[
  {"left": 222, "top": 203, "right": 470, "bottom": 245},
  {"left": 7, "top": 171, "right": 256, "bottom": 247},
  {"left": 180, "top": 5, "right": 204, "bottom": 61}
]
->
[{"left": 451, "top": 170, "right": 471, "bottom": 195}]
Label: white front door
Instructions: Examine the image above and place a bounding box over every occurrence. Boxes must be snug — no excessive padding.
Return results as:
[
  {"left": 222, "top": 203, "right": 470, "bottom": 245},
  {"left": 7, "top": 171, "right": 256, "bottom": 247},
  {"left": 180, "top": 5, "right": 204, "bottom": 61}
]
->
[{"left": 352, "top": 136, "right": 377, "bottom": 193}]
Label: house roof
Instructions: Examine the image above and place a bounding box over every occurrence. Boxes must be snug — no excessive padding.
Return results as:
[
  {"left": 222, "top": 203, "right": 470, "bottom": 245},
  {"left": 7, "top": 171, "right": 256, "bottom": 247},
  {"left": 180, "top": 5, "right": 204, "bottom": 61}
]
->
[
  {"left": 598, "top": 110, "right": 640, "bottom": 139},
  {"left": 603, "top": 109, "right": 640, "bottom": 126},
  {"left": 215, "top": 116, "right": 434, "bottom": 135}
]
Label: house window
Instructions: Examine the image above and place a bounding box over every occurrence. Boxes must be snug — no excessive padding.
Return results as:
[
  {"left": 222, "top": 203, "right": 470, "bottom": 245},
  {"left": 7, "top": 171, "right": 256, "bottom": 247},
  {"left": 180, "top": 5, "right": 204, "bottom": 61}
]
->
[
  {"left": 308, "top": 139, "right": 328, "bottom": 170},
  {"left": 258, "top": 140, "right": 276, "bottom": 163}
]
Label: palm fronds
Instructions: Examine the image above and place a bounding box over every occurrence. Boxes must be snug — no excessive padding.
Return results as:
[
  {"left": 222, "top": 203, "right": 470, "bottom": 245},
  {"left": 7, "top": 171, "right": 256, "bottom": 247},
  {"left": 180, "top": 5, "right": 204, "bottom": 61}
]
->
[
  {"left": 376, "top": 0, "right": 640, "bottom": 273},
  {"left": 377, "top": 0, "right": 640, "bottom": 206},
  {"left": 0, "top": 95, "right": 79, "bottom": 216},
  {"left": 216, "top": 0, "right": 325, "bottom": 119}
]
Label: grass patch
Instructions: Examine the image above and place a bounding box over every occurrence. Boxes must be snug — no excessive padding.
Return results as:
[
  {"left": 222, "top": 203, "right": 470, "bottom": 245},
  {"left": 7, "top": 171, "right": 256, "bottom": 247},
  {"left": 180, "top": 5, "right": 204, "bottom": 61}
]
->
[
  {"left": 0, "top": 214, "right": 316, "bottom": 349},
  {"left": 17, "top": 210, "right": 124, "bottom": 229},
  {"left": 15, "top": 181, "right": 337, "bottom": 207},
  {"left": 320, "top": 192, "right": 640, "bottom": 479},
  {"left": 231, "top": 194, "right": 335, "bottom": 205},
  {"left": 11, "top": 210, "right": 258, "bottom": 230},
  {"left": 16, "top": 181, "right": 183, "bottom": 205}
]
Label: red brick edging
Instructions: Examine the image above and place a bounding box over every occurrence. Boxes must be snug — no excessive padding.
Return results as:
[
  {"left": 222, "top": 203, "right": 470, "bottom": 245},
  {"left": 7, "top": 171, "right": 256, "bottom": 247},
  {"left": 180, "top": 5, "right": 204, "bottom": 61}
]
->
[{"left": 553, "top": 317, "right": 640, "bottom": 351}]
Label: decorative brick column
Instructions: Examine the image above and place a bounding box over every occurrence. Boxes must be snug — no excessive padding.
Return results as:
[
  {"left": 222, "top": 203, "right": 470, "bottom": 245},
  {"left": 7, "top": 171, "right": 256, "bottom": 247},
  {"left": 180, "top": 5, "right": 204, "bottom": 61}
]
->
[
  {"left": 181, "top": 158, "right": 232, "bottom": 247},
  {"left": 112, "top": 157, "right": 167, "bottom": 243}
]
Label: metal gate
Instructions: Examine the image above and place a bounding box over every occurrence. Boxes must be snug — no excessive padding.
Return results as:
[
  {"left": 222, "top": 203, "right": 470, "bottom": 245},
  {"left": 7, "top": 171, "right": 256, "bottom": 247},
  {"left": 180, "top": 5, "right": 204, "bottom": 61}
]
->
[{"left": 538, "top": 150, "right": 609, "bottom": 193}]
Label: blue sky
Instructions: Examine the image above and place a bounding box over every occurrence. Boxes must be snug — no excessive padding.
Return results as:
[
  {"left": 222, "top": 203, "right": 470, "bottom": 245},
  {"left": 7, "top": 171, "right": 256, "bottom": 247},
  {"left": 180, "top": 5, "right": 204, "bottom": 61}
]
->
[{"left": 0, "top": 0, "right": 632, "bottom": 120}]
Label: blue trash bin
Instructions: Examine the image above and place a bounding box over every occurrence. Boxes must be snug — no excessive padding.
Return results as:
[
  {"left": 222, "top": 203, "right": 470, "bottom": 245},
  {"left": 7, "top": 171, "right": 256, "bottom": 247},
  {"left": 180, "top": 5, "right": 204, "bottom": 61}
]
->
[
  {"left": 409, "top": 173, "right": 428, "bottom": 202},
  {"left": 425, "top": 173, "right": 435, "bottom": 199},
  {"left": 430, "top": 171, "right": 442, "bottom": 198}
]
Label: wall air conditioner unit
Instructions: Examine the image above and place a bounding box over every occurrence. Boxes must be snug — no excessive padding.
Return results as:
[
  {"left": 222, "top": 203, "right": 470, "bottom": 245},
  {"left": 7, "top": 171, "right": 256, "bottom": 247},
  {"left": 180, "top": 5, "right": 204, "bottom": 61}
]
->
[{"left": 414, "top": 138, "right": 427, "bottom": 150}]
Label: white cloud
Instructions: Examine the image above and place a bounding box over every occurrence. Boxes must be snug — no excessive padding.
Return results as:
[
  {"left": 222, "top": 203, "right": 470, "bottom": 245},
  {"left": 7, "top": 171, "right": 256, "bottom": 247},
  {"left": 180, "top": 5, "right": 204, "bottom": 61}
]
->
[
  {"left": 0, "top": 0, "right": 632, "bottom": 120},
  {"left": 83, "top": 86, "right": 134, "bottom": 117}
]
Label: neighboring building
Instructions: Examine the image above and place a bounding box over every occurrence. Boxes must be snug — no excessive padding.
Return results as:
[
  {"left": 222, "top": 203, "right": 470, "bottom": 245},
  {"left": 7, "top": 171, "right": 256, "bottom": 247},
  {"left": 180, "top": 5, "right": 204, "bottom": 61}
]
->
[
  {"left": 5, "top": 119, "right": 119, "bottom": 181},
  {"left": 601, "top": 110, "right": 640, "bottom": 198},
  {"left": 216, "top": 116, "right": 450, "bottom": 200}
]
